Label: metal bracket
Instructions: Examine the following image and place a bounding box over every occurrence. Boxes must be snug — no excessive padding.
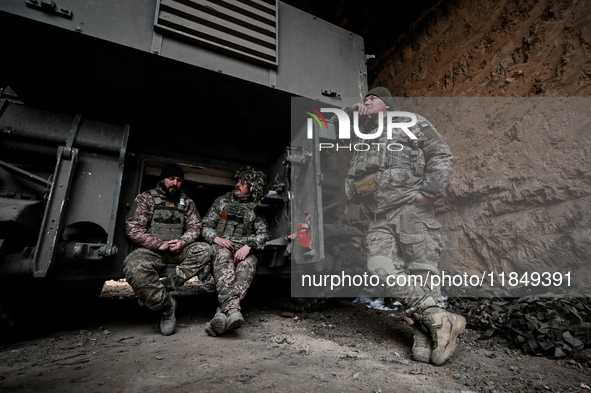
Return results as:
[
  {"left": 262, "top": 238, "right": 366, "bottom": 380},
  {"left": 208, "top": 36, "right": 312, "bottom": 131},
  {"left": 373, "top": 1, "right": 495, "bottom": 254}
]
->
[
  {"left": 60, "top": 242, "right": 118, "bottom": 261},
  {"left": 33, "top": 146, "right": 78, "bottom": 278},
  {"left": 321, "top": 89, "right": 341, "bottom": 98},
  {"left": 151, "top": 31, "right": 163, "bottom": 55},
  {"left": 0, "top": 159, "right": 52, "bottom": 187},
  {"left": 0, "top": 99, "right": 8, "bottom": 118},
  {"left": 24, "top": 0, "right": 73, "bottom": 18},
  {"left": 0, "top": 87, "right": 23, "bottom": 106},
  {"left": 269, "top": 69, "right": 277, "bottom": 88},
  {"left": 151, "top": 0, "right": 163, "bottom": 55},
  {"left": 63, "top": 114, "right": 82, "bottom": 160},
  {"left": 287, "top": 145, "right": 311, "bottom": 165},
  {"left": 103, "top": 124, "right": 130, "bottom": 256},
  {"left": 316, "top": 173, "right": 323, "bottom": 185}
]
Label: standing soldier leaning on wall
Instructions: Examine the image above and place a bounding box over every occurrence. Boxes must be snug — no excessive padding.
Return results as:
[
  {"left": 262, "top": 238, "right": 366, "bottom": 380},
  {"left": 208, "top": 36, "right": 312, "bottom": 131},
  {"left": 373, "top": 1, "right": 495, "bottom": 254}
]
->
[
  {"left": 123, "top": 163, "right": 213, "bottom": 336},
  {"left": 345, "top": 87, "right": 465, "bottom": 365},
  {"left": 201, "top": 167, "right": 269, "bottom": 336}
]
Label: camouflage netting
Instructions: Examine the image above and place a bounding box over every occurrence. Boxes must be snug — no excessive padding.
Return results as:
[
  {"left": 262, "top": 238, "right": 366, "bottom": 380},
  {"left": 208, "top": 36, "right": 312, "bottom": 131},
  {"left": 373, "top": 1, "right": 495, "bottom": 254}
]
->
[{"left": 448, "top": 296, "right": 591, "bottom": 360}]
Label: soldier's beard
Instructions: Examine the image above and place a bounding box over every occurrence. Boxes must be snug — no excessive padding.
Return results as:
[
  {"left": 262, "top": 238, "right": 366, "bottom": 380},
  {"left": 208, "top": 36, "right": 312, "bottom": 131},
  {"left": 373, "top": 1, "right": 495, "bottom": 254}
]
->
[
  {"left": 166, "top": 186, "right": 179, "bottom": 199},
  {"left": 233, "top": 191, "right": 251, "bottom": 202}
]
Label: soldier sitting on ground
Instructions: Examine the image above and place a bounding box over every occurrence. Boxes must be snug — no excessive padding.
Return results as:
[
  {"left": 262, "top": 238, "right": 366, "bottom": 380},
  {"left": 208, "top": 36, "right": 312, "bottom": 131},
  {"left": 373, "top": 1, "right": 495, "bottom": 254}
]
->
[
  {"left": 200, "top": 167, "right": 269, "bottom": 336},
  {"left": 123, "top": 163, "right": 213, "bottom": 336}
]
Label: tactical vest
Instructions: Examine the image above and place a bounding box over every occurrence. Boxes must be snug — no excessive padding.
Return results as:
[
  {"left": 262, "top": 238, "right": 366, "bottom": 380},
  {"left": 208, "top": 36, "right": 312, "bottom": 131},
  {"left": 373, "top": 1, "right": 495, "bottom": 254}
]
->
[
  {"left": 348, "top": 128, "right": 425, "bottom": 179},
  {"left": 216, "top": 193, "right": 257, "bottom": 242},
  {"left": 147, "top": 189, "right": 187, "bottom": 242}
]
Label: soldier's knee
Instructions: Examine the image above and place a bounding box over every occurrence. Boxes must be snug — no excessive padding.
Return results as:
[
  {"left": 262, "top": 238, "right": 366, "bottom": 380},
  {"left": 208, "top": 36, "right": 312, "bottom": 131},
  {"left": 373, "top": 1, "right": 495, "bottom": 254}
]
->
[
  {"left": 122, "top": 252, "right": 143, "bottom": 276},
  {"left": 213, "top": 246, "right": 233, "bottom": 260},
  {"left": 367, "top": 256, "right": 394, "bottom": 274},
  {"left": 188, "top": 242, "right": 213, "bottom": 260},
  {"left": 203, "top": 244, "right": 213, "bottom": 259},
  {"left": 235, "top": 268, "right": 251, "bottom": 282}
]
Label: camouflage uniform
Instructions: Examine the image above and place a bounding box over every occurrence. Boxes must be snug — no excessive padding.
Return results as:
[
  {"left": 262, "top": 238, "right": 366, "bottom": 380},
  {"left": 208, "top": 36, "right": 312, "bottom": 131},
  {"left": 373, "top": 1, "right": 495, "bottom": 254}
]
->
[
  {"left": 346, "top": 107, "right": 453, "bottom": 312},
  {"left": 201, "top": 191, "right": 269, "bottom": 314},
  {"left": 123, "top": 182, "right": 213, "bottom": 310},
  {"left": 345, "top": 88, "right": 465, "bottom": 365}
]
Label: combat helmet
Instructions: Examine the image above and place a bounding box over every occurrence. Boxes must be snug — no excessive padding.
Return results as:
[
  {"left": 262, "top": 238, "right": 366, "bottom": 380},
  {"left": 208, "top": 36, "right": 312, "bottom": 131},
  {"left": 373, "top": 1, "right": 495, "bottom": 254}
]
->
[{"left": 234, "top": 167, "right": 266, "bottom": 203}]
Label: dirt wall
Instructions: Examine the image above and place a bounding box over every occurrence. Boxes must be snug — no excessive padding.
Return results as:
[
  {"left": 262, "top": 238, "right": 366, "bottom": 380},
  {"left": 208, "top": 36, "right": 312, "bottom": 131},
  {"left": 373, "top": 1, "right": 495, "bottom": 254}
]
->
[
  {"left": 372, "top": 0, "right": 591, "bottom": 97},
  {"left": 368, "top": 0, "right": 591, "bottom": 292}
]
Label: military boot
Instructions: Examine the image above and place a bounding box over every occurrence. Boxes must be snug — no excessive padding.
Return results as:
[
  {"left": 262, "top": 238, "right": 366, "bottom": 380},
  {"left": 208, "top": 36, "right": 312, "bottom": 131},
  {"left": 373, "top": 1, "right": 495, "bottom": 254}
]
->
[
  {"left": 160, "top": 273, "right": 183, "bottom": 292},
  {"left": 413, "top": 307, "right": 465, "bottom": 366},
  {"left": 204, "top": 312, "right": 228, "bottom": 337},
  {"left": 225, "top": 308, "right": 245, "bottom": 330},
  {"left": 159, "top": 296, "right": 177, "bottom": 336},
  {"left": 411, "top": 325, "right": 432, "bottom": 363}
]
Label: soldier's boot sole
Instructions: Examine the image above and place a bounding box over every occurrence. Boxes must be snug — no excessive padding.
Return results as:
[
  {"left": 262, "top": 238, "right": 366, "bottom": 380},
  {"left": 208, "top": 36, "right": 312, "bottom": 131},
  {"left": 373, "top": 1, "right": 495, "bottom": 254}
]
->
[
  {"left": 226, "top": 309, "right": 245, "bottom": 331},
  {"left": 160, "top": 276, "right": 174, "bottom": 292},
  {"left": 159, "top": 297, "right": 177, "bottom": 336},
  {"left": 205, "top": 313, "right": 228, "bottom": 337},
  {"left": 160, "top": 273, "right": 183, "bottom": 292},
  {"left": 204, "top": 322, "right": 216, "bottom": 337},
  {"left": 411, "top": 326, "right": 432, "bottom": 363},
  {"left": 430, "top": 312, "right": 465, "bottom": 366}
]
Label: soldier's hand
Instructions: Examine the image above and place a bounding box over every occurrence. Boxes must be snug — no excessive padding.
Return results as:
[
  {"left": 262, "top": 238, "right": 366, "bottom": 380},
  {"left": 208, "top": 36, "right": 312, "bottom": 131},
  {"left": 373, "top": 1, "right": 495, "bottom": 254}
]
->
[
  {"left": 168, "top": 239, "right": 186, "bottom": 253},
  {"left": 214, "top": 236, "right": 234, "bottom": 251},
  {"left": 408, "top": 193, "right": 433, "bottom": 207},
  {"left": 351, "top": 103, "right": 371, "bottom": 117},
  {"left": 234, "top": 245, "right": 251, "bottom": 263},
  {"left": 158, "top": 242, "right": 171, "bottom": 251}
]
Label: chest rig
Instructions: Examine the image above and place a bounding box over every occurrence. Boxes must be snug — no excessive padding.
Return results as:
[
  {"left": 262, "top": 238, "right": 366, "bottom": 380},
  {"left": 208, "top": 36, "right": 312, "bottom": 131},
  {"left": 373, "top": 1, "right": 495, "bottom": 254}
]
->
[
  {"left": 347, "top": 126, "right": 425, "bottom": 179},
  {"left": 148, "top": 189, "right": 187, "bottom": 242},
  {"left": 216, "top": 193, "right": 257, "bottom": 241}
]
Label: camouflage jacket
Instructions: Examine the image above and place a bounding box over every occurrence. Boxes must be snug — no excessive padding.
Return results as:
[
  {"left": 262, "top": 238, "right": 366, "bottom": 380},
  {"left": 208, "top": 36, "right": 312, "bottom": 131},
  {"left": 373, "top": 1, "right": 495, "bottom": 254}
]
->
[
  {"left": 125, "top": 183, "right": 202, "bottom": 250},
  {"left": 201, "top": 192, "right": 269, "bottom": 250},
  {"left": 345, "top": 109, "right": 454, "bottom": 214}
]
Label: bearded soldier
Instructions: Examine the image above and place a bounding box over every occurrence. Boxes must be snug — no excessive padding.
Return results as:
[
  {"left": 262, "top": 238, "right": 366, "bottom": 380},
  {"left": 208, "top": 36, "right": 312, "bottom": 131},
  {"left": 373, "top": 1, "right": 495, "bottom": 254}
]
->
[
  {"left": 201, "top": 167, "right": 269, "bottom": 336},
  {"left": 123, "top": 163, "right": 213, "bottom": 336},
  {"left": 345, "top": 87, "right": 465, "bottom": 365}
]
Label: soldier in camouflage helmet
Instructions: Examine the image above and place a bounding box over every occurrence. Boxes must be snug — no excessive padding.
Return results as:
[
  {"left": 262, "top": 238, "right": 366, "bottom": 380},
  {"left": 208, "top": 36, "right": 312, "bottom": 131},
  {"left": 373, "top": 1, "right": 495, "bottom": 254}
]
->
[
  {"left": 201, "top": 167, "right": 269, "bottom": 336},
  {"left": 123, "top": 163, "right": 213, "bottom": 336},
  {"left": 345, "top": 87, "right": 465, "bottom": 365}
]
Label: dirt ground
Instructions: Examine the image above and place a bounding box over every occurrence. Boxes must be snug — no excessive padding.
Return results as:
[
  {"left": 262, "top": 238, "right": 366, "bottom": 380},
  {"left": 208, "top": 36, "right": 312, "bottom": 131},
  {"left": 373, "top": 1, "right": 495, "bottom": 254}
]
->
[{"left": 1, "top": 279, "right": 590, "bottom": 393}]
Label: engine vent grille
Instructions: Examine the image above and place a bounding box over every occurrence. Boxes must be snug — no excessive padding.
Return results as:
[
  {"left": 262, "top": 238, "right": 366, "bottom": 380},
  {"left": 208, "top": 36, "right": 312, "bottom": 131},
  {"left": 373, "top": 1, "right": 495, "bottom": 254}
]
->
[{"left": 154, "top": 0, "right": 278, "bottom": 67}]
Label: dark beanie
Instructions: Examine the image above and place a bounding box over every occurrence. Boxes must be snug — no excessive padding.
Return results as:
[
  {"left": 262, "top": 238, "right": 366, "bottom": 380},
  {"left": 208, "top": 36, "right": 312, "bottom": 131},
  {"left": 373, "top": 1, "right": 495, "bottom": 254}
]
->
[
  {"left": 160, "top": 163, "right": 184, "bottom": 181},
  {"left": 365, "top": 86, "right": 394, "bottom": 109}
]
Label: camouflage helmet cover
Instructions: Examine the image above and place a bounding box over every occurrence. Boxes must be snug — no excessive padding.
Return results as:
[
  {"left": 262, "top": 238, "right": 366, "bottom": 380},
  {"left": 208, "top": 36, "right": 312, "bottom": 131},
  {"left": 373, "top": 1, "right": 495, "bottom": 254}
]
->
[{"left": 234, "top": 166, "right": 266, "bottom": 203}]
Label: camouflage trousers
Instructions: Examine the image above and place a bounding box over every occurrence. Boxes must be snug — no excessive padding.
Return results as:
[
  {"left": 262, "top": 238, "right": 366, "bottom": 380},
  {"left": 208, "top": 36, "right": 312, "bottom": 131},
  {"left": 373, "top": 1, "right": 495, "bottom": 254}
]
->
[
  {"left": 123, "top": 242, "right": 213, "bottom": 310},
  {"left": 212, "top": 244, "right": 257, "bottom": 314},
  {"left": 366, "top": 202, "right": 445, "bottom": 313}
]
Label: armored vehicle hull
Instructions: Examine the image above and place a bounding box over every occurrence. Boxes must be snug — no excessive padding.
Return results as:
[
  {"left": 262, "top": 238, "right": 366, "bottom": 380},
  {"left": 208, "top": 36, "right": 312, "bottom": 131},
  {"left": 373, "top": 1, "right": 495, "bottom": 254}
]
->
[{"left": 0, "top": 0, "right": 367, "bottom": 308}]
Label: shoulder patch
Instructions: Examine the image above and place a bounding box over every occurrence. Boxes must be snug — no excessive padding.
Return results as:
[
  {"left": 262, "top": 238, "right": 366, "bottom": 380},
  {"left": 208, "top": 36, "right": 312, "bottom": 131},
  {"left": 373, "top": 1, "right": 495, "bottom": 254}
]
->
[{"left": 420, "top": 125, "right": 438, "bottom": 140}]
